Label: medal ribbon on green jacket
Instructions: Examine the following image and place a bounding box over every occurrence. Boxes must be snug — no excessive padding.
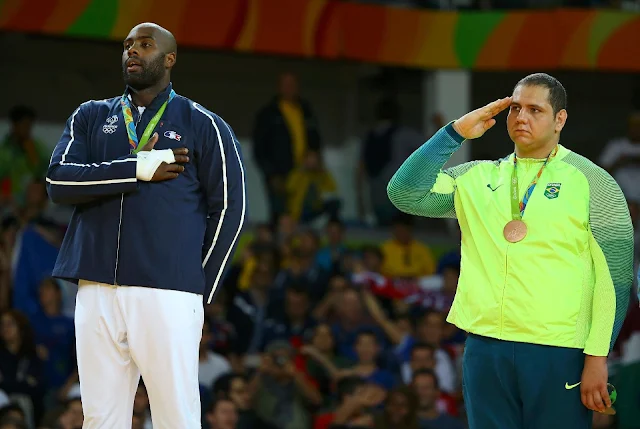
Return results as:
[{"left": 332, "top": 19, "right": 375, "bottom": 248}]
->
[{"left": 510, "top": 145, "right": 558, "bottom": 220}]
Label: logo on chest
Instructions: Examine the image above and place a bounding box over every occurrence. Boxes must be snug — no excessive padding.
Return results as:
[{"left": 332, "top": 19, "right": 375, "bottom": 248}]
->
[
  {"left": 544, "top": 183, "right": 561, "bottom": 199},
  {"left": 102, "top": 115, "right": 118, "bottom": 134},
  {"left": 164, "top": 130, "right": 182, "bottom": 141}
]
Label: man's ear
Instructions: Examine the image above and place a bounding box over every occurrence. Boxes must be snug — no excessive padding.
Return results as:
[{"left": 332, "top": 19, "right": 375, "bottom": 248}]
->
[
  {"left": 165, "top": 52, "right": 176, "bottom": 68},
  {"left": 555, "top": 109, "right": 567, "bottom": 133}
]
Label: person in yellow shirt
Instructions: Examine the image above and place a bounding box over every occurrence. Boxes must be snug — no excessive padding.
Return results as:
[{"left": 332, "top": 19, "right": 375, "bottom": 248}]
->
[
  {"left": 380, "top": 214, "right": 436, "bottom": 279},
  {"left": 253, "top": 72, "right": 322, "bottom": 224},
  {"left": 286, "top": 150, "right": 340, "bottom": 223}
]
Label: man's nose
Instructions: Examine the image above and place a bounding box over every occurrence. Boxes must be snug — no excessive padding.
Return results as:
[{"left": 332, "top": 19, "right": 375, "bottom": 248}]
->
[{"left": 127, "top": 44, "right": 140, "bottom": 58}]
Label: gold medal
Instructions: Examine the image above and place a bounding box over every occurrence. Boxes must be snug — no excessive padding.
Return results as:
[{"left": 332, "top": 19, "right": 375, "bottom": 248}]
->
[{"left": 503, "top": 220, "right": 527, "bottom": 243}]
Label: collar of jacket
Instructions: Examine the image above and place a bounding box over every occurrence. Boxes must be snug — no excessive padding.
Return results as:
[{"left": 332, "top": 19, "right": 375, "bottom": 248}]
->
[{"left": 124, "top": 82, "right": 174, "bottom": 112}]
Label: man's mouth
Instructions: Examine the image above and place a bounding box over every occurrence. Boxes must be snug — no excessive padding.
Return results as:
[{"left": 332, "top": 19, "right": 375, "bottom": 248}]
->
[{"left": 125, "top": 59, "right": 142, "bottom": 73}]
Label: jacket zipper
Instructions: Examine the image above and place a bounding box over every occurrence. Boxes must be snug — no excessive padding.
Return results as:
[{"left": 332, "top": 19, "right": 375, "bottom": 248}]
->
[{"left": 114, "top": 108, "right": 142, "bottom": 285}]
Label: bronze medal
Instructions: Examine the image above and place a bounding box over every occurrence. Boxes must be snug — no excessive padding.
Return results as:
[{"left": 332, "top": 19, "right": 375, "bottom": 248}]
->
[{"left": 503, "top": 220, "right": 527, "bottom": 243}]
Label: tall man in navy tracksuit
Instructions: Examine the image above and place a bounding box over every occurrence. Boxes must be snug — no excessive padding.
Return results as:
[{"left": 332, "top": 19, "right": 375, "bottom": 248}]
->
[{"left": 46, "top": 23, "right": 246, "bottom": 428}]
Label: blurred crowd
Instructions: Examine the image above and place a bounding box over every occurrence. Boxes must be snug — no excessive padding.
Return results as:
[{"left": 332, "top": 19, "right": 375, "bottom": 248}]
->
[{"left": 0, "top": 66, "right": 639, "bottom": 429}]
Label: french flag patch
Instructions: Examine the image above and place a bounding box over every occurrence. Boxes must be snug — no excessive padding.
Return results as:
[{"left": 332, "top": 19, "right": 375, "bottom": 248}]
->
[{"left": 164, "top": 130, "right": 181, "bottom": 141}]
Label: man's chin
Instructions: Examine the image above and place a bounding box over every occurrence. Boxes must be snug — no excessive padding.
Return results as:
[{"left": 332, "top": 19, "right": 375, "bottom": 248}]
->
[{"left": 123, "top": 74, "right": 151, "bottom": 91}]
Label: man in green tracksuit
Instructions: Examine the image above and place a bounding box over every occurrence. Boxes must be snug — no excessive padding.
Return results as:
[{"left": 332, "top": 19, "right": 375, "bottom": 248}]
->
[{"left": 388, "top": 73, "right": 634, "bottom": 429}]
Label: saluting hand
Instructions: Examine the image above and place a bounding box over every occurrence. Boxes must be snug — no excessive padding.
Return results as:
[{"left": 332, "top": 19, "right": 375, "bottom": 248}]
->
[
  {"left": 452, "top": 97, "right": 512, "bottom": 140},
  {"left": 140, "top": 132, "right": 190, "bottom": 181}
]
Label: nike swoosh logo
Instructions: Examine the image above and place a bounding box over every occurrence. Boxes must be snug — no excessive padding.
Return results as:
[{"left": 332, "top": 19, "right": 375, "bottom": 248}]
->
[
  {"left": 487, "top": 184, "right": 503, "bottom": 192},
  {"left": 565, "top": 382, "right": 581, "bottom": 390}
]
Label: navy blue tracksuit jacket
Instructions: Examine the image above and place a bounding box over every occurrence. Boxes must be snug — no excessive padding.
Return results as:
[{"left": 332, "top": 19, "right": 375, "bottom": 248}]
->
[{"left": 46, "top": 83, "right": 247, "bottom": 303}]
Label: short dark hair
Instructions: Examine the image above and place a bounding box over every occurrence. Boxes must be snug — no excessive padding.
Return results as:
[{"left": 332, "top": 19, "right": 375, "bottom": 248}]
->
[
  {"left": 411, "top": 342, "right": 435, "bottom": 357},
  {"left": 514, "top": 73, "right": 567, "bottom": 115},
  {"left": 212, "top": 372, "right": 245, "bottom": 397},
  {"left": 412, "top": 368, "right": 439, "bottom": 390},
  {"left": 8, "top": 105, "right": 35, "bottom": 123}
]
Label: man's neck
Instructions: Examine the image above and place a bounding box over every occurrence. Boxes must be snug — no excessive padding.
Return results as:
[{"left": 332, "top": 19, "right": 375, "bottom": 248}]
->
[
  {"left": 129, "top": 79, "right": 170, "bottom": 107},
  {"left": 515, "top": 141, "right": 558, "bottom": 159}
]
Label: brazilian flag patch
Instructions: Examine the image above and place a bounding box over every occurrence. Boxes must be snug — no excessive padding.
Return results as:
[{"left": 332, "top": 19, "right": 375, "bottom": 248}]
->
[{"left": 544, "top": 183, "right": 561, "bottom": 199}]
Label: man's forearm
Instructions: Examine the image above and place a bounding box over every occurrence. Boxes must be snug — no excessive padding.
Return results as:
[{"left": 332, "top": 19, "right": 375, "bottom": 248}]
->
[{"left": 293, "top": 371, "right": 322, "bottom": 405}]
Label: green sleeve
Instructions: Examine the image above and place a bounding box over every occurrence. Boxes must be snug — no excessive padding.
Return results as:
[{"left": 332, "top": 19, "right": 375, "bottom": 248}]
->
[
  {"left": 386, "top": 123, "right": 484, "bottom": 219},
  {"left": 565, "top": 154, "right": 634, "bottom": 355}
]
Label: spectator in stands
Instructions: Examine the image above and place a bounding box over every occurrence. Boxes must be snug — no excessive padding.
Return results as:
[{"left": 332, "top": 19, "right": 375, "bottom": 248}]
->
[
  {"left": 412, "top": 369, "right": 464, "bottom": 429},
  {"left": 227, "top": 261, "right": 278, "bottom": 356},
  {"left": 0, "top": 405, "right": 24, "bottom": 424},
  {"left": 356, "top": 98, "right": 424, "bottom": 226},
  {"left": 339, "top": 330, "right": 397, "bottom": 391},
  {"left": 400, "top": 343, "right": 435, "bottom": 384},
  {"left": 372, "top": 386, "right": 420, "bottom": 429},
  {"left": 273, "top": 231, "right": 330, "bottom": 306},
  {"left": 261, "top": 284, "right": 317, "bottom": 351},
  {"left": 132, "top": 382, "right": 152, "bottom": 429},
  {"left": 380, "top": 214, "right": 436, "bottom": 279},
  {"left": 205, "top": 288, "right": 237, "bottom": 358},
  {"left": 205, "top": 397, "right": 238, "bottom": 429},
  {"left": 315, "top": 218, "right": 347, "bottom": 275},
  {"left": 363, "top": 291, "right": 458, "bottom": 395},
  {"left": 321, "top": 377, "right": 384, "bottom": 429},
  {"left": 0, "top": 216, "right": 19, "bottom": 312},
  {"left": 29, "top": 278, "right": 74, "bottom": 398},
  {"left": 401, "top": 311, "right": 457, "bottom": 394},
  {"left": 405, "top": 257, "right": 460, "bottom": 314},
  {"left": 286, "top": 149, "right": 340, "bottom": 224},
  {"left": 0, "top": 310, "right": 44, "bottom": 425},
  {"left": 301, "top": 323, "right": 352, "bottom": 407},
  {"left": 55, "top": 397, "right": 83, "bottom": 429},
  {"left": 253, "top": 72, "right": 322, "bottom": 224},
  {"left": 11, "top": 217, "right": 59, "bottom": 318},
  {"left": 313, "top": 274, "right": 349, "bottom": 322},
  {"left": 599, "top": 111, "right": 640, "bottom": 202},
  {"left": 331, "top": 288, "right": 386, "bottom": 361},
  {"left": 0, "top": 106, "right": 49, "bottom": 209},
  {"left": 213, "top": 373, "right": 276, "bottom": 429},
  {"left": 199, "top": 319, "right": 232, "bottom": 390},
  {"left": 250, "top": 340, "right": 321, "bottom": 429}
]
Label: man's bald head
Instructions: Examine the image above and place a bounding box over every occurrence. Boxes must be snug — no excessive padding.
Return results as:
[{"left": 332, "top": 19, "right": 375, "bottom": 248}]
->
[
  {"left": 122, "top": 23, "right": 177, "bottom": 91},
  {"left": 128, "top": 22, "right": 177, "bottom": 54}
]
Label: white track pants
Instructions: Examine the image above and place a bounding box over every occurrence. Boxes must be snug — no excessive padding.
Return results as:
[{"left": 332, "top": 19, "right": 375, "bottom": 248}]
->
[{"left": 75, "top": 280, "right": 204, "bottom": 429}]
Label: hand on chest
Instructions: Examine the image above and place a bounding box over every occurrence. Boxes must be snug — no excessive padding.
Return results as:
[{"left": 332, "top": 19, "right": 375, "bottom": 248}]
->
[{"left": 95, "top": 110, "right": 189, "bottom": 160}]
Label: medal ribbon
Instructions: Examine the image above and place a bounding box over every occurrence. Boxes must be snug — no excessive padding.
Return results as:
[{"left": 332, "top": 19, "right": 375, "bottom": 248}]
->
[
  {"left": 510, "top": 145, "right": 558, "bottom": 220},
  {"left": 120, "top": 89, "right": 176, "bottom": 153}
]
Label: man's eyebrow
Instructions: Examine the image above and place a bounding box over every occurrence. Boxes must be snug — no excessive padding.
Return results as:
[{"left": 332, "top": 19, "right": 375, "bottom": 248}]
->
[
  {"left": 123, "top": 35, "right": 156, "bottom": 43},
  {"left": 510, "top": 102, "right": 545, "bottom": 110}
]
